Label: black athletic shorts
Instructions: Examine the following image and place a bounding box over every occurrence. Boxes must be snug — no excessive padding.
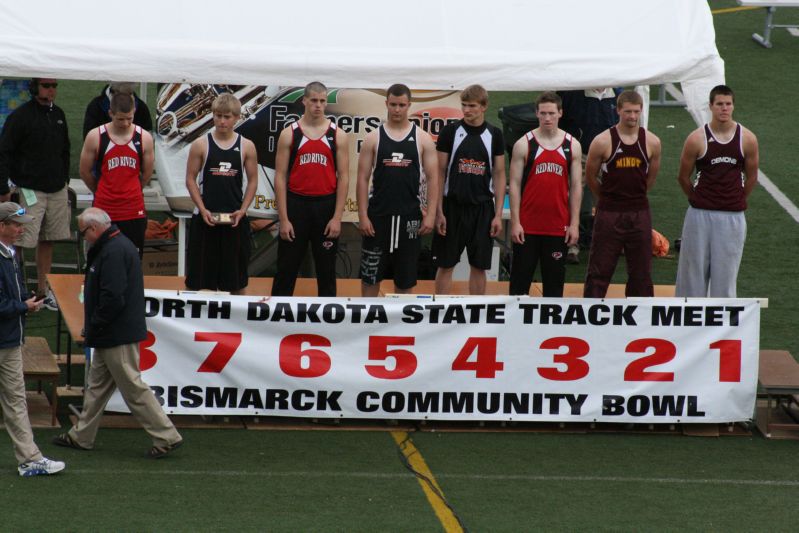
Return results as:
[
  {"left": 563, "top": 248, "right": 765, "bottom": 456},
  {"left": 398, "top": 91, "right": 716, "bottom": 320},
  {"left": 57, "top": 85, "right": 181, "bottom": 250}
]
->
[
  {"left": 185, "top": 214, "right": 251, "bottom": 292},
  {"left": 359, "top": 213, "right": 422, "bottom": 289},
  {"left": 431, "top": 198, "right": 494, "bottom": 270}
]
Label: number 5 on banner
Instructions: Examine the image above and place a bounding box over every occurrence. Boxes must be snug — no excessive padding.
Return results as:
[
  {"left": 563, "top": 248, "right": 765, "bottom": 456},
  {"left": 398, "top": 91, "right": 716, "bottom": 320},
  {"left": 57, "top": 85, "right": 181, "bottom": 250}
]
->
[{"left": 365, "top": 336, "right": 417, "bottom": 379}]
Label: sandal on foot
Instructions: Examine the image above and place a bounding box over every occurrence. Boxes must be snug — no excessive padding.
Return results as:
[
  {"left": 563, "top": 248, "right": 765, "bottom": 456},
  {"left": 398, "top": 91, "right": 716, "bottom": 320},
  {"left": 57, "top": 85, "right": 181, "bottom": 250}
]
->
[
  {"left": 148, "top": 439, "right": 183, "bottom": 459},
  {"left": 52, "top": 433, "right": 90, "bottom": 450}
]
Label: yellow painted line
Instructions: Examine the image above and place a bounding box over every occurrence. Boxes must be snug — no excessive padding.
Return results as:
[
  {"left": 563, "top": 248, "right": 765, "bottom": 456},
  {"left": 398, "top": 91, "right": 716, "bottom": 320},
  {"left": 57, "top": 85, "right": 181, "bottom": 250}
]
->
[
  {"left": 391, "top": 431, "right": 463, "bottom": 533},
  {"left": 712, "top": 6, "right": 760, "bottom": 15}
]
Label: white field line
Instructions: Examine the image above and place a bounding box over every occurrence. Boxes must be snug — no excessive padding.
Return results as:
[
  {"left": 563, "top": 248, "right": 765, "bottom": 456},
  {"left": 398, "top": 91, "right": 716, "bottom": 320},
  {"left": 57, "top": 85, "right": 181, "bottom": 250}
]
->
[
  {"left": 759, "top": 169, "right": 799, "bottom": 223},
  {"left": 66, "top": 469, "right": 799, "bottom": 487}
]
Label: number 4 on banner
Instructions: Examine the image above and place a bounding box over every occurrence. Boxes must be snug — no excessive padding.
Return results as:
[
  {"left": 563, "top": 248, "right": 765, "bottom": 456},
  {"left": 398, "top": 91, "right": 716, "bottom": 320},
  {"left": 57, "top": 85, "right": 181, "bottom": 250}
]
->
[{"left": 451, "top": 337, "right": 504, "bottom": 378}]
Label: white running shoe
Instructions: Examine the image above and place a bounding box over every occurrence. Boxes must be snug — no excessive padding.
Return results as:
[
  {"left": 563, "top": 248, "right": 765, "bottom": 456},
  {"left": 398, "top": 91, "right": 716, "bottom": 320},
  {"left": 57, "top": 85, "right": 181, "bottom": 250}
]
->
[{"left": 18, "top": 457, "right": 66, "bottom": 477}]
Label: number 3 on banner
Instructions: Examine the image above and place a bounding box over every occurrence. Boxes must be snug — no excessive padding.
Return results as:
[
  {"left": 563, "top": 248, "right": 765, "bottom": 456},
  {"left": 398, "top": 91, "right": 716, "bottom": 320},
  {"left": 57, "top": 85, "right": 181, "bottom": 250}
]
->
[{"left": 537, "top": 337, "right": 590, "bottom": 381}]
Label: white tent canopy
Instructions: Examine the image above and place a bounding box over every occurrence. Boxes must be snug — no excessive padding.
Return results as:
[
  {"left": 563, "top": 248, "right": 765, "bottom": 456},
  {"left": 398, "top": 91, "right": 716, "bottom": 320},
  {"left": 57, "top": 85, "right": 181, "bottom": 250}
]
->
[{"left": 1, "top": 0, "right": 723, "bottom": 123}]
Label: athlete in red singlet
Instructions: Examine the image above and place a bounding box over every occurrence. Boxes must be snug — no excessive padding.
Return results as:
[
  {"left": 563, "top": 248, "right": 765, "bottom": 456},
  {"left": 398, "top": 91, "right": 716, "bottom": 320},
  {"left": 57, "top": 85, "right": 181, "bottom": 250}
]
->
[
  {"left": 79, "top": 92, "right": 154, "bottom": 256},
  {"left": 272, "top": 81, "right": 350, "bottom": 297},
  {"left": 509, "top": 91, "right": 583, "bottom": 297}
]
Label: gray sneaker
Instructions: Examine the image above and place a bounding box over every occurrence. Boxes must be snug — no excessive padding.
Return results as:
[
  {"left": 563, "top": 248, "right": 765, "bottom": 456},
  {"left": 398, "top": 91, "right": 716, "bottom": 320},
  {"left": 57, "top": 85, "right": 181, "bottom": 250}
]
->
[
  {"left": 18, "top": 457, "right": 66, "bottom": 477},
  {"left": 42, "top": 291, "right": 58, "bottom": 311}
]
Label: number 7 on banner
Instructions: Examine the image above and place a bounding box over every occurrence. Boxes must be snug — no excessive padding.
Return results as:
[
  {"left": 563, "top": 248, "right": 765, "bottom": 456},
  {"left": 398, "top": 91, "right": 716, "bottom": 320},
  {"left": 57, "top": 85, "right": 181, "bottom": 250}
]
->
[{"left": 196, "top": 332, "right": 243, "bottom": 373}]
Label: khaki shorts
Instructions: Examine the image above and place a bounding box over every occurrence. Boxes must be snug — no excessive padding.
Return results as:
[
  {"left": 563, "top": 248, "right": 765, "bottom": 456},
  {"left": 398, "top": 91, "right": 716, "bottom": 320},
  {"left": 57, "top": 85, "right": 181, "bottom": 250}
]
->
[{"left": 16, "top": 185, "right": 71, "bottom": 248}]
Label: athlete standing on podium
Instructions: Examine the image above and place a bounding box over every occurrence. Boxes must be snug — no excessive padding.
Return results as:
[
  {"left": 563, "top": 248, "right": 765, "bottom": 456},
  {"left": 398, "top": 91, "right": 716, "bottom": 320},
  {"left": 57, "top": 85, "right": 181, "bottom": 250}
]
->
[{"left": 271, "top": 82, "right": 350, "bottom": 297}]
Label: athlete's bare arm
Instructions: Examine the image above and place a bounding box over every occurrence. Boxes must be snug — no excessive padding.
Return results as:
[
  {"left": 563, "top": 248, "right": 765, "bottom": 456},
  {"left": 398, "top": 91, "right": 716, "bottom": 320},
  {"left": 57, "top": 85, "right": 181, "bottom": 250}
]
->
[
  {"left": 508, "top": 136, "right": 529, "bottom": 245},
  {"left": 566, "top": 138, "right": 583, "bottom": 246},
  {"left": 490, "top": 152, "right": 507, "bottom": 238},
  {"left": 140, "top": 130, "right": 155, "bottom": 187},
  {"left": 232, "top": 137, "right": 259, "bottom": 228},
  {"left": 325, "top": 128, "right": 350, "bottom": 239},
  {"left": 184, "top": 136, "right": 215, "bottom": 226},
  {"left": 584, "top": 130, "right": 611, "bottom": 199},
  {"left": 435, "top": 151, "right": 449, "bottom": 236},
  {"left": 78, "top": 128, "right": 101, "bottom": 193},
  {"left": 676, "top": 128, "right": 703, "bottom": 197},
  {"left": 645, "top": 131, "right": 662, "bottom": 192},
  {"left": 742, "top": 127, "right": 760, "bottom": 199},
  {"left": 356, "top": 130, "right": 378, "bottom": 237},
  {"left": 419, "top": 130, "right": 439, "bottom": 236},
  {"left": 273, "top": 126, "right": 295, "bottom": 240}
]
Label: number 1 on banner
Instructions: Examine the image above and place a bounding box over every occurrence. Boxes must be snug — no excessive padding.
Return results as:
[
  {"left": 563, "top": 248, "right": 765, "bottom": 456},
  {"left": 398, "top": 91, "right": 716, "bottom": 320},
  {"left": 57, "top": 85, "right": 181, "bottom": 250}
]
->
[
  {"left": 711, "top": 339, "right": 742, "bottom": 382},
  {"left": 451, "top": 337, "right": 504, "bottom": 378}
]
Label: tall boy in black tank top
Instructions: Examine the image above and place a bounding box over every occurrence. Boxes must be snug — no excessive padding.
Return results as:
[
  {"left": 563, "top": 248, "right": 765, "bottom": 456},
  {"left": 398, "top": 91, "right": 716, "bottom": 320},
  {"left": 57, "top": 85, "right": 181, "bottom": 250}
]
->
[
  {"left": 184, "top": 94, "right": 259, "bottom": 294},
  {"left": 356, "top": 84, "right": 440, "bottom": 297}
]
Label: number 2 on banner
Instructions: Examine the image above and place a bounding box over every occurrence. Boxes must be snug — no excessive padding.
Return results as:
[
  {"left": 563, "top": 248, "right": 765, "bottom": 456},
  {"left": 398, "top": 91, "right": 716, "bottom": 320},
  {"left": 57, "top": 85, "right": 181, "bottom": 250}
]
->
[
  {"left": 196, "top": 332, "right": 243, "bottom": 373},
  {"left": 451, "top": 337, "right": 504, "bottom": 378},
  {"left": 623, "top": 338, "right": 675, "bottom": 382}
]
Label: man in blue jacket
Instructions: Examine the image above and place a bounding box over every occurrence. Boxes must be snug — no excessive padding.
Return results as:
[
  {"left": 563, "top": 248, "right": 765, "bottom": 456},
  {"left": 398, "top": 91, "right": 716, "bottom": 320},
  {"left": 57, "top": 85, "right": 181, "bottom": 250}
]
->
[
  {"left": 0, "top": 202, "right": 66, "bottom": 476},
  {"left": 53, "top": 207, "right": 183, "bottom": 458}
]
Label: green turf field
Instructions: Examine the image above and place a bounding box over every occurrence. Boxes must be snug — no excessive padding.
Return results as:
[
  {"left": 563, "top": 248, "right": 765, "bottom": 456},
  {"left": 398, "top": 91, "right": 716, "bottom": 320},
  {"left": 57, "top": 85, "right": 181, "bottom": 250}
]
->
[{"left": 4, "top": 1, "right": 799, "bottom": 530}]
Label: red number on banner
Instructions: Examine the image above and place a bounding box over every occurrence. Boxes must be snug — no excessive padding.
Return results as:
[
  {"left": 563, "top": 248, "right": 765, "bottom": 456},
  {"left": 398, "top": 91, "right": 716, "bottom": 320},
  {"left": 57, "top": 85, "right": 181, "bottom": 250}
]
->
[
  {"left": 365, "top": 336, "right": 417, "bottom": 379},
  {"left": 537, "top": 337, "right": 590, "bottom": 381},
  {"left": 451, "top": 337, "right": 504, "bottom": 378},
  {"left": 279, "top": 334, "right": 332, "bottom": 378},
  {"left": 139, "top": 330, "right": 157, "bottom": 371},
  {"left": 195, "top": 332, "right": 243, "bottom": 373},
  {"left": 624, "top": 338, "right": 675, "bottom": 381},
  {"left": 711, "top": 339, "right": 742, "bottom": 382}
]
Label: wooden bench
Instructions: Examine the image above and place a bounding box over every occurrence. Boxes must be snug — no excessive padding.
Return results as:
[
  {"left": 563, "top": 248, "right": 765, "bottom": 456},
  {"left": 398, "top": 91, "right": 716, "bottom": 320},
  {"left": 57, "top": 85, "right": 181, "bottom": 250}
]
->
[
  {"left": 22, "top": 337, "right": 60, "bottom": 426},
  {"left": 737, "top": 1, "right": 799, "bottom": 48},
  {"left": 757, "top": 350, "right": 799, "bottom": 438}
]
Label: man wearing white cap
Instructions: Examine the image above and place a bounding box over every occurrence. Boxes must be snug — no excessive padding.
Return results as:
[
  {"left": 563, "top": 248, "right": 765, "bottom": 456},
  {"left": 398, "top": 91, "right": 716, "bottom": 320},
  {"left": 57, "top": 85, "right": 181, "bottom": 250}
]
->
[{"left": 0, "top": 202, "right": 66, "bottom": 476}]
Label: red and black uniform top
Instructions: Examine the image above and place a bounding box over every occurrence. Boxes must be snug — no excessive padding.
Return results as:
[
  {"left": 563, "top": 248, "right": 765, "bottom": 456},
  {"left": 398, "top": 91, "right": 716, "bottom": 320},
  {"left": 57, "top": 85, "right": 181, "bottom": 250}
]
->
[
  {"left": 287, "top": 121, "right": 338, "bottom": 197},
  {"left": 93, "top": 124, "right": 145, "bottom": 221}
]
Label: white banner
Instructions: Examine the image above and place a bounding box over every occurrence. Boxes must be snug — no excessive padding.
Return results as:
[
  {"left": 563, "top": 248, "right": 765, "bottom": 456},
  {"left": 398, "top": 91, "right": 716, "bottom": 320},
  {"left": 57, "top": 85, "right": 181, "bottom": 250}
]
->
[{"left": 112, "top": 292, "right": 760, "bottom": 423}]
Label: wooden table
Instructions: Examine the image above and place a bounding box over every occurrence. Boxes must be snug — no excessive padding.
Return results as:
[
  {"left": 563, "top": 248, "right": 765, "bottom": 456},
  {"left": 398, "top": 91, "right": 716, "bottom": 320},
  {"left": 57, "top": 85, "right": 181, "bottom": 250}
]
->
[
  {"left": 22, "top": 337, "right": 60, "bottom": 426},
  {"left": 757, "top": 350, "right": 799, "bottom": 438}
]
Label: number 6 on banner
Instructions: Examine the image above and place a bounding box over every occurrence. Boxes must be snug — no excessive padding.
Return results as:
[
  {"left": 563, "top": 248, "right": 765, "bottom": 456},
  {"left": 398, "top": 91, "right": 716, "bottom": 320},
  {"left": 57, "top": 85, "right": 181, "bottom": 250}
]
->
[
  {"left": 196, "top": 332, "right": 243, "bottom": 373},
  {"left": 279, "top": 334, "right": 332, "bottom": 378}
]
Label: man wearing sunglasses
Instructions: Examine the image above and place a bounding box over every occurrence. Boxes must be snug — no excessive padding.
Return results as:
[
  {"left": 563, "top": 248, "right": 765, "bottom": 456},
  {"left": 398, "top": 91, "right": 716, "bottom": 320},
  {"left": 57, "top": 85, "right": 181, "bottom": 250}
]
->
[
  {"left": 0, "top": 202, "right": 66, "bottom": 476},
  {"left": 0, "top": 78, "right": 71, "bottom": 311}
]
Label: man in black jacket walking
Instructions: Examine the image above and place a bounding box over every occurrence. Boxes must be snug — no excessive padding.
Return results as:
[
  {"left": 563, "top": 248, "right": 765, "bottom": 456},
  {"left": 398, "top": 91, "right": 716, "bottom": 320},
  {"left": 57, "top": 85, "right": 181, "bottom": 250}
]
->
[{"left": 53, "top": 207, "right": 183, "bottom": 458}]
